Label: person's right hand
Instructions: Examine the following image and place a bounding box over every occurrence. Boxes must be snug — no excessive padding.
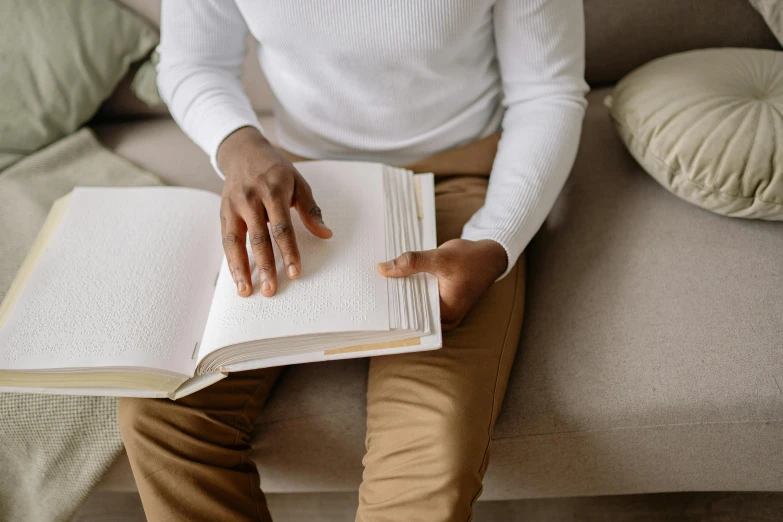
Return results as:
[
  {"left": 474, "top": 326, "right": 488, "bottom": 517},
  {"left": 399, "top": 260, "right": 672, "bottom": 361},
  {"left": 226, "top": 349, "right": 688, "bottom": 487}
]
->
[{"left": 216, "top": 127, "right": 332, "bottom": 298}]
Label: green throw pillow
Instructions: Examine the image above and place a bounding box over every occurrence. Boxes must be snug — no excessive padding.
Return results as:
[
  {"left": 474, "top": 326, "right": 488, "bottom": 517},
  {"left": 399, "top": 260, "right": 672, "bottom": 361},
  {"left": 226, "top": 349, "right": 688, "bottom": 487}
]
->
[
  {"left": 0, "top": 0, "right": 159, "bottom": 170},
  {"left": 131, "top": 50, "right": 165, "bottom": 107},
  {"left": 609, "top": 48, "right": 783, "bottom": 220}
]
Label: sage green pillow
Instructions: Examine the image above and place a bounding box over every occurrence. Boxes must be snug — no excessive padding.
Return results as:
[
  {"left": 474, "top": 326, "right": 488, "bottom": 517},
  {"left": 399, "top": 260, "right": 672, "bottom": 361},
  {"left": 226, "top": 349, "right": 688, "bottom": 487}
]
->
[
  {"left": 609, "top": 48, "right": 783, "bottom": 220},
  {"left": 0, "top": 0, "right": 158, "bottom": 170}
]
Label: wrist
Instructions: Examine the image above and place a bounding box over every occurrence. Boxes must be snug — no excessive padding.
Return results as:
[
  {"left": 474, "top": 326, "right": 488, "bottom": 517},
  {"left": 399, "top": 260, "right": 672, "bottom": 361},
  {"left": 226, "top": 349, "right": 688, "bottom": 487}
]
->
[
  {"left": 217, "top": 126, "right": 273, "bottom": 178},
  {"left": 476, "top": 239, "right": 508, "bottom": 279}
]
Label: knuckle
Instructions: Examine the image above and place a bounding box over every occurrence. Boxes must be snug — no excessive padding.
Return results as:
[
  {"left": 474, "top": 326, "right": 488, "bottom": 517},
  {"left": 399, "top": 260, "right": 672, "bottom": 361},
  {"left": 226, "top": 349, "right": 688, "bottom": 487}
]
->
[
  {"left": 250, "top": 162, "right": 284, "bottom": 182},
  {"left": 264, "top": 184, "right": 286, "bottom": 200},
  {"left": 262, "top": 168, "right": 297, "bottom": 200},
  {"left": 239, "top": 186, "right": 256, "bottom": 202},
  {"left": 258, "top": 263, "right": 275, "bottom": 274},
  {"left": 401, "top": 251, "right": 418, "bottom": 269},
  {"left": 262, "top": 162, "right": 288, "bottom": 179},
  {"left": 222, "top": 233, "right": 241, "bottom": 247},
  {"left": 271, "top": 222, "right": 293, "bottom": 240},
  {"left": 250, "top": 232, "right": 269, "bottom": 246},
  {"left": 307, "top": 204, "right": 323, "bottom": 220}
]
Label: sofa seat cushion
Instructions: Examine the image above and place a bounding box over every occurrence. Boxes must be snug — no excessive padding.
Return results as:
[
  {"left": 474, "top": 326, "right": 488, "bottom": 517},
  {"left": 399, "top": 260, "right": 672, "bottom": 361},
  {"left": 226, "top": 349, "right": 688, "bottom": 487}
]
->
[
  {"left": 92, "top": 87, "right": 783, "bottom": 499},
  {"left": 250, "top": 88, "right": 783, "bottom": 499},
  {"left": 610, "top": 48, "right": 783, "bottom": 220}
]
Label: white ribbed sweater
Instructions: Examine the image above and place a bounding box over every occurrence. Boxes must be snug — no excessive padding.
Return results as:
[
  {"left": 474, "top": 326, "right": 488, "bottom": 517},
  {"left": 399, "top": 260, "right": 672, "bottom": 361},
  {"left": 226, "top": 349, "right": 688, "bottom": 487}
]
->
[{"left": 158, "top": 0, "right": 588, "bottom": 278}]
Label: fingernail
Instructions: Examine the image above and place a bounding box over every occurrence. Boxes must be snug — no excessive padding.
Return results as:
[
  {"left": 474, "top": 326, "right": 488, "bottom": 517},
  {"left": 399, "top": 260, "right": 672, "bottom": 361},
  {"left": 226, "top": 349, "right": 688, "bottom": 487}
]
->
[
  {"left": 287, "top": 264, "right": 299, "bottom": 278},
  {"left": 320, "top": 221, "right": 332, "bottom": 232},
  {"left": 378, "top": 261, "right": 393, "bottom": 271},
  {"left": 261, "top": 280, "right": 272, "bottom": 293},
  {"left": 237, "top": 281, "right": 247, "bottom": 293}
]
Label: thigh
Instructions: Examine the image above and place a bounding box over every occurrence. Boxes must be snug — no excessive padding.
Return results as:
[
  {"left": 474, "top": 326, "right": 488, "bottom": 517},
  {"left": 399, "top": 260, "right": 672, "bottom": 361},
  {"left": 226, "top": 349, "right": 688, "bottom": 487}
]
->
[
  {"left": 120, "top": 366, "right": 285, "bottom": 462},
  {"left": 363, "top": 257, "right": 525, "bottom": 469},
  {"left": 432, "top": 176, "right": 491, "bottom": 244},
  {"left": 357, "top": 176, "right": 526, "bottom": 521},
  {"left": 119, "top": 366, "right": 284, "bottom": 522},
  {"left": 369, "top": 175, "right": 525, "bottom": 435}
]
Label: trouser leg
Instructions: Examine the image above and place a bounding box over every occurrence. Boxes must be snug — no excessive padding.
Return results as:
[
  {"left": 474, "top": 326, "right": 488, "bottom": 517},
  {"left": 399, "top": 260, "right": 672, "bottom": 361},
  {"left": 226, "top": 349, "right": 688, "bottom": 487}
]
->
[
  {"left": 357, "top": 177, "right": 526, "bottom": 522},
  {"left": 119, "top": 367, "right": 284, "bottom": 522}
]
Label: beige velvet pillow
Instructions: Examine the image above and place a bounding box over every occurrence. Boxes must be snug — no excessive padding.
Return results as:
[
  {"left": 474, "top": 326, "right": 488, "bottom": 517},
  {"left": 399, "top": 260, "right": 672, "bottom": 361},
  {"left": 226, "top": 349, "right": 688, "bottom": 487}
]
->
[{"left": 609, "top": 48, "right": 783, "bottom": 220}]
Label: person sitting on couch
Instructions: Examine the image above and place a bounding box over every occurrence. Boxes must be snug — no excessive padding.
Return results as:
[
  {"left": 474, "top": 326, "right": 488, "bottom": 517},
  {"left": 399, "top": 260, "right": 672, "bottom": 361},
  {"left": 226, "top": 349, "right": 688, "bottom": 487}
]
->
[{"left": 118, "top": 0, "right": 588, "bottom": 520}]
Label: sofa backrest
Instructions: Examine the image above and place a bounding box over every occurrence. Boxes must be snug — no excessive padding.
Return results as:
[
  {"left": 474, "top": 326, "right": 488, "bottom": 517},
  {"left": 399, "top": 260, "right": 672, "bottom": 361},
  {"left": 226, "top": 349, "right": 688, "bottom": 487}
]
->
[
  {"left": 115, "top": 0, "right": 276, "bottom": 113},
  {"left": 112, "top": 0, "right": 779, "bottom": 115},
  {"left": 584, "top": 0, "right": 779, "bottom": 86}
]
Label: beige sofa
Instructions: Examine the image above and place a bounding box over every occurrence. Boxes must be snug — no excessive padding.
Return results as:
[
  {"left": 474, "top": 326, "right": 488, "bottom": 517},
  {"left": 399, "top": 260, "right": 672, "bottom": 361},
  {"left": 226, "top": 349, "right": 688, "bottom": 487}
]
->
[{"left": 92, "top": 0, "right": 783, "bottom": 510}]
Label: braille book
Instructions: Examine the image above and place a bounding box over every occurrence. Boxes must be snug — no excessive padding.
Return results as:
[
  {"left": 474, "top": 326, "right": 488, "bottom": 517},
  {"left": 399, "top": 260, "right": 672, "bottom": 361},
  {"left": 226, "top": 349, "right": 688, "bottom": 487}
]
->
[{"left": 0, "top": 161, "right": 440, "bottom": 399}]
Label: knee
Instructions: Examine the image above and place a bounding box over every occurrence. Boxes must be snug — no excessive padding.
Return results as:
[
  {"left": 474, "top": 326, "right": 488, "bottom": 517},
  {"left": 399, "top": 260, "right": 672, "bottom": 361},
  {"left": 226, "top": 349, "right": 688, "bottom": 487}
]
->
[
  {"left": 361, "top": 409, "right": 486, "bottom": 517},
  {"left": 374, "top": 407, "right": 487, "bottom": 483},
  {"left": 426, "top": 412, "right": 488, "bottom": 476}
]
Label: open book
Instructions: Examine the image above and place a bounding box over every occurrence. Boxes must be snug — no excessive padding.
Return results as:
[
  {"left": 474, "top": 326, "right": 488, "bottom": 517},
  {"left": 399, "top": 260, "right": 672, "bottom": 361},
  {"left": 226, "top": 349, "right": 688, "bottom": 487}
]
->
[{"left": 0, "top": 161, "right": 440, "bottom": 399}]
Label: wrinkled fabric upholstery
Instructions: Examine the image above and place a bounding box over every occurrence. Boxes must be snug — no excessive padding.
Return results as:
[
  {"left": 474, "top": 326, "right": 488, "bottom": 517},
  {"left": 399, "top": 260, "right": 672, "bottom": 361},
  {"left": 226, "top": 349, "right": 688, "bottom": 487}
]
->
[{"left": 93, "top": 88, "right": 783, "bottom": 498}]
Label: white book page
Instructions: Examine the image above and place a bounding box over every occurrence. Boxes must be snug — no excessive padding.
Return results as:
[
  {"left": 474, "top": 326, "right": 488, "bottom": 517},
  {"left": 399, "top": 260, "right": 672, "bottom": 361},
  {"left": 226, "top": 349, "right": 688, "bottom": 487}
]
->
[
  {"left": 0, "top": 187, "right": 223, "bottom": 376},
  {"left": 197, "top": 162, "right": 390, "bottom": 360}
]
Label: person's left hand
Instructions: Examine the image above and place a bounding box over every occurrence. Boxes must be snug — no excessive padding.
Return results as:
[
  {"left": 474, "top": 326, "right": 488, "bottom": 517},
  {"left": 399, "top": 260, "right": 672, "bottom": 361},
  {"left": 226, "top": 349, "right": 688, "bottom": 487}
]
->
[{"left": 377, "top": 239, "right": 507, "bottom": 331}]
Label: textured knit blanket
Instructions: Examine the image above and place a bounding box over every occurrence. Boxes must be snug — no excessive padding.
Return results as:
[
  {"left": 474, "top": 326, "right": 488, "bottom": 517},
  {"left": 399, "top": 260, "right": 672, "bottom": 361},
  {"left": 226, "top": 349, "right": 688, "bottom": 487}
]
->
[{"left": 0, "top": 129, "right": 160, "bottom": 522}]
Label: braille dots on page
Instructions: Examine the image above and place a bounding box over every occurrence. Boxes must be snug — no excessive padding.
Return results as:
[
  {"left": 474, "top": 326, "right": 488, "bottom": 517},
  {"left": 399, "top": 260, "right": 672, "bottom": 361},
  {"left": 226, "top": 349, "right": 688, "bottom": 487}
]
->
[{"left": 0, "top": 188, "right": 222, "bottom": 374}]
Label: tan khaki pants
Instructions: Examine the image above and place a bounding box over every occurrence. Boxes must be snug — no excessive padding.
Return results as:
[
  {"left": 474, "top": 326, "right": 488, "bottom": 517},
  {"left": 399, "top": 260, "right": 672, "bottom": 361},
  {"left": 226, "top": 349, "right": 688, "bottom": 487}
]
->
[{"left": 119, "top": 135, "right": 527, "bottom": 522}]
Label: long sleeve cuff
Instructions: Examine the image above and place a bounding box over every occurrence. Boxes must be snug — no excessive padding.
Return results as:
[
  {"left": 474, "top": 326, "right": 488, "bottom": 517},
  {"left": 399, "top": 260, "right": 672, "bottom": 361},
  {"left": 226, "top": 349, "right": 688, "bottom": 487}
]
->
[{"left": 461, "top": 225, "right": 519, "bottom": 281}]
